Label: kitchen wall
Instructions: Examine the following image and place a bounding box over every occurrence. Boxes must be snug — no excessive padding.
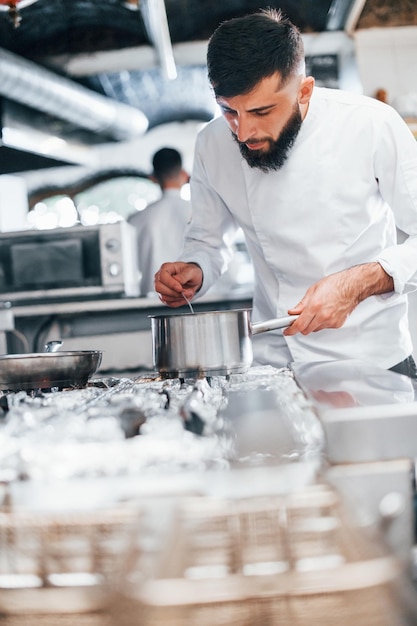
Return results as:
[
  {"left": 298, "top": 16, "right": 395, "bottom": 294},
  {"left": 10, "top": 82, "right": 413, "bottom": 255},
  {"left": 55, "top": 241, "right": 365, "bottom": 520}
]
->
[
  {"left": 0, "top": 174, "right": 28, "bottom": 231},
  {"left": 353, "top": 26, "right": 417, "bottom": 110},
  {"left": 352, "top": 24, "right": 417, "bottom": 359}
]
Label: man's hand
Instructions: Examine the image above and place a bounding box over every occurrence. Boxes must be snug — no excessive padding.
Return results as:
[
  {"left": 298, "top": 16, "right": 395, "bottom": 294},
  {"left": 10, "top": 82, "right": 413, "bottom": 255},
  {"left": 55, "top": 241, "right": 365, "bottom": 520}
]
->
[
  {"left": 284, "top": 262, "right": 394, "bottom": 336},
  {"left": 154, "top": 262, "right": 203, "bottom": 307}
]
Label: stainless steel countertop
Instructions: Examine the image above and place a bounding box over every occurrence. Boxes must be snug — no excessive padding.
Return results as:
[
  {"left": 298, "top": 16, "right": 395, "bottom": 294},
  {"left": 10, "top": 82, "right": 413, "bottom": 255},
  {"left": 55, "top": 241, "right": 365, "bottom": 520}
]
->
[{"left": 291, "top": 359, "right": 417, "bottom": 463}]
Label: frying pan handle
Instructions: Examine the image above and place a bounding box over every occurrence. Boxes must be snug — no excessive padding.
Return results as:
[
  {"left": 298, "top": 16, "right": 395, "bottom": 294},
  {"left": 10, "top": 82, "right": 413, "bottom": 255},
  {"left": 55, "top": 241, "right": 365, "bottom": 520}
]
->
[{"left": 251, "top": 315, "right": 299, "bottom": 335}]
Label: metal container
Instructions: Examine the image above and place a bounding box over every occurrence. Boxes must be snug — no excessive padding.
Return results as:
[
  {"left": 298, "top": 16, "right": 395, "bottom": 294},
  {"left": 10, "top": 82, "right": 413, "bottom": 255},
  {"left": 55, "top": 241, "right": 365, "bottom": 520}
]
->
[
  {"left": 0, "top": 350, "right": 102, "bottom": 390},
  {"left": 150, "top": 309, "right": 297, "bottom": 378}
]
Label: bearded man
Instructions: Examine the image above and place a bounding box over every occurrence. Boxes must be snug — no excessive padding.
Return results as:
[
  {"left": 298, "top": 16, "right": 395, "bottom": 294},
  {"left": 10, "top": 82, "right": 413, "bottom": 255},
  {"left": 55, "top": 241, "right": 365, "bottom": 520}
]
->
[{"left": 154, "top": 9, "right": 417, "bottom": 378}]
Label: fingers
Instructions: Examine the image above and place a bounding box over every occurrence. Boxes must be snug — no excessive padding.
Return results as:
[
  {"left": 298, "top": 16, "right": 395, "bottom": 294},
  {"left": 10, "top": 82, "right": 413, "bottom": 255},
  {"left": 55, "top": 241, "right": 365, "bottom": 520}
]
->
[
  {"left": 283, "top": 313, "right": 317, "bottom": 336},
  {"left": 284, "top": 276, "right": 352, "bottom": 336},
  {"left": 154, "top": 263, "right": 183, "bottom": 296},
  {"left": 284, "top": 306, "right": 350, "bottom": 336},
  {"left": 158, "top": 292, "right": 189, "bottom": 308},
  {"left": 284, "top": 301, "right": 307, "bottom": 335},
  {"left": 154, "top": 262, "right": 203, "bottom": 307}
]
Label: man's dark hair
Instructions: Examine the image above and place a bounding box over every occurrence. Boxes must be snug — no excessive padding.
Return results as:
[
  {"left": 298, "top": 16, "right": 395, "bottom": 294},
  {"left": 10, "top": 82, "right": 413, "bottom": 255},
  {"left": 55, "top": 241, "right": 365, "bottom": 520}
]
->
[
  {"left": 152, "top": 147, "right": 182, "bottom": 184},
  {"left": 207, "top": 8, "right": 305, "bottom": 98}
]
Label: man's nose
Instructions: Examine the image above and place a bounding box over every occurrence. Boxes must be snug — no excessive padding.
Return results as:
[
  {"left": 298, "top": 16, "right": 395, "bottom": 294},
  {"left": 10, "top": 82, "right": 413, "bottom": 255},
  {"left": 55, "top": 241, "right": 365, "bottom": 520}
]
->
[{"left": 234, "top": 115, "right": 256, "bottom": 143}]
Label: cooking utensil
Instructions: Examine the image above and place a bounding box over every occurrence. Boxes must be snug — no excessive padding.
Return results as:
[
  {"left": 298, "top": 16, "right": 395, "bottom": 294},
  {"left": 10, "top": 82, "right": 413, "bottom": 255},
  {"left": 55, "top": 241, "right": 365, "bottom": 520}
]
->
[
  {"left": 0, "top": 350, "right": 102, "bottom": 391},
  {"left": 181, "top": 292, "right": 195, "bottom": 314},
  {"left": 150, "top": 309, "right": 298, "bottom": 378}
]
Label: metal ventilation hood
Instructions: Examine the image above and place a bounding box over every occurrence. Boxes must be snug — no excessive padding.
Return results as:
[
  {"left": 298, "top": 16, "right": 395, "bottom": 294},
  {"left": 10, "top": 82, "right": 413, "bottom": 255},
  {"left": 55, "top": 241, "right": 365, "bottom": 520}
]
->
[
  {"left": 0, "top": 106, "right": 98, "bottom": 173},
  {"left": 0, "top": 140, "right": 88, "bottom": 174},
  {"left": 0, "top": 0, "right": 184, "bottom": 173},
  {"left": 0, "top": 0, "right": 177, "bottom": 172},
  {"left": 0, "top": 46, "right": 149, "bottom": 172}
]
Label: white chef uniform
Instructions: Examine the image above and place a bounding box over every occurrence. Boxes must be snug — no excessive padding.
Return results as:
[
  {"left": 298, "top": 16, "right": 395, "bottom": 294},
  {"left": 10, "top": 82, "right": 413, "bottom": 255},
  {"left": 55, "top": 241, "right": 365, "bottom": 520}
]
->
[
  {"left": 129, "top": 189, "right": 191, "bottom": 296},
  {"left": 179, "top": 87, "right": 417, "bottom": 369}
]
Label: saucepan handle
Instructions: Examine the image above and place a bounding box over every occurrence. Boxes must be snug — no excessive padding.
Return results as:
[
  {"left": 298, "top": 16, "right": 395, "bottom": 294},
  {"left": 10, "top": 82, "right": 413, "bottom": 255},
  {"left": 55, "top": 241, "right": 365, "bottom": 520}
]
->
[{"left": 251, "top": 315, "right": 299, "bottom": 335}]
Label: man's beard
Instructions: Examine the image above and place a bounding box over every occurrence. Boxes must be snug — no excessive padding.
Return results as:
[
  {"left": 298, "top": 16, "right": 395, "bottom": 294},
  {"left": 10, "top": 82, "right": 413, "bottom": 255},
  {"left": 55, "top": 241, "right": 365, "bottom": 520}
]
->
[{"left": 234, "top": 103, "right": 303, "bottom": 172}]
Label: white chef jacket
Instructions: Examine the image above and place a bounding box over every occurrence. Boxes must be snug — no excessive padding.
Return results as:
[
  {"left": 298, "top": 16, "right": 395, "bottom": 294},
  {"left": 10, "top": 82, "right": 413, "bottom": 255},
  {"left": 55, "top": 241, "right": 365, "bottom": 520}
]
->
[
  {"left": 179, "top": 87, "right": 417, "bottom": 369},
  {"left": 128, "top": 189, "right": 191, "bottom": 296}
]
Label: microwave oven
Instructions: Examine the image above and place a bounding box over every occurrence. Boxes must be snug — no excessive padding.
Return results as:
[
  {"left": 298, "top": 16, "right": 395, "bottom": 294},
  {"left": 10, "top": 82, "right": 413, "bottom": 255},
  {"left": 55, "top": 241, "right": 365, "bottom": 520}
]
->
[{"left": 0, "top": 222, "right": 140, "bottom": 302}]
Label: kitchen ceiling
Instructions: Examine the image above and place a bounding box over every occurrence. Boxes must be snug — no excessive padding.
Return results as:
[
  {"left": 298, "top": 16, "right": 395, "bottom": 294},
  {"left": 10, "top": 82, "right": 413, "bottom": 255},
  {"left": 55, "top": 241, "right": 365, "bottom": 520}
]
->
[
  {"left": 0, "top": 0, "right": 340, "bottom": 55},
  {"left": 0, "top": 1, "right": 349, "bottom": 134},
  {"left": 0, "top": 0, "right": 411, "bottom": 172}
]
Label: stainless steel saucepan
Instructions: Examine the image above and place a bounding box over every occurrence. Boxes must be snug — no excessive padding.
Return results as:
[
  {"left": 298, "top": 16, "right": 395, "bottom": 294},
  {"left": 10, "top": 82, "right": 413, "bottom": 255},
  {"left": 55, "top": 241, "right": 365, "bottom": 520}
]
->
[
  {"left": 150, "top": 309, "right": 298, "bottom": 379},
  {"left": 0, "top": 350, "right": 103, "bottom": 391}
]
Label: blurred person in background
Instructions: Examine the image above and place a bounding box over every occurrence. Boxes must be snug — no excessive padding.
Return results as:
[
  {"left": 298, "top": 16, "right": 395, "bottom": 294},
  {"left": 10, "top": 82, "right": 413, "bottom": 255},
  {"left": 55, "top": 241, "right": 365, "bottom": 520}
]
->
[{"left": 128, "top": 147, "right": 191, "bottom": 296}]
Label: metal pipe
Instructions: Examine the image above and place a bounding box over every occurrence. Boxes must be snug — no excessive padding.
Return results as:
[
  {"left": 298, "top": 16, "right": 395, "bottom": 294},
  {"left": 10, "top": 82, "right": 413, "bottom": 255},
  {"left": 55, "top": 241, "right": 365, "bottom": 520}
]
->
[
  {"left": 343, "top": 0, "right": 367, "bottom": 35},
  {"left": 140, "top": 0, "right": 177, "bottom": 80},
  {"left": 0, "top": 47, "right": 149, "bottom": 140}
]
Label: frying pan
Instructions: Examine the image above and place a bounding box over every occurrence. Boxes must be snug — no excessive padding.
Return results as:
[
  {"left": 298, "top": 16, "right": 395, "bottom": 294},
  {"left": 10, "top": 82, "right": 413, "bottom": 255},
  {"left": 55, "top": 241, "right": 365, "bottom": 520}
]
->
[
  {"left": 150, "top": 309, "right": 298, "bottom": 378},
  {"left": 0, "top": 350, "right": 103, "bottom": 391}
]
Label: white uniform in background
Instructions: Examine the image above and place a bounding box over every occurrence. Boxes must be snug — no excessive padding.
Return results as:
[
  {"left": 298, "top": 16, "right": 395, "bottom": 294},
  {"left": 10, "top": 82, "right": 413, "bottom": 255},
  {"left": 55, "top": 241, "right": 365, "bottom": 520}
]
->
[
  {"left": 128, "top": 189, "right": 191, "bottom": 296},
  {"left": 179, "top": 87, "right": 417, "bottom": 369}
]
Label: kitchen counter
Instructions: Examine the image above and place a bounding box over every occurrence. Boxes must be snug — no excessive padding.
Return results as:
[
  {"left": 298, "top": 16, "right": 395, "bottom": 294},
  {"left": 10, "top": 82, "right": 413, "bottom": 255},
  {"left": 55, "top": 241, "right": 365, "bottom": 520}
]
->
[{"left": 1, "top": 363, "right": 417, "bottom": 624}]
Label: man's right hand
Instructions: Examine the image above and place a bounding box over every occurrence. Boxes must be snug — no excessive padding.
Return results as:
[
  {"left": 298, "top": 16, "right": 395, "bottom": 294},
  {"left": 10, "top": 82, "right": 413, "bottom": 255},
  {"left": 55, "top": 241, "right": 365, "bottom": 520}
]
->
[{"left": 154, "top": 262, "right": 203, "bottom": 307}]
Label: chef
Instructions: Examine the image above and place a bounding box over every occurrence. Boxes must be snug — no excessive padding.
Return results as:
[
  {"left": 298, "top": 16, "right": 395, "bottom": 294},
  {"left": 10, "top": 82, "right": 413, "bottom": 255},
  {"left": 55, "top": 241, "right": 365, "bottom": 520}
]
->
[
  {"left": 154, "top": 8, "right": 417, "bottom": 378},
  {"left": 128, "top": 147, "right": 191, "bottom": 296}
]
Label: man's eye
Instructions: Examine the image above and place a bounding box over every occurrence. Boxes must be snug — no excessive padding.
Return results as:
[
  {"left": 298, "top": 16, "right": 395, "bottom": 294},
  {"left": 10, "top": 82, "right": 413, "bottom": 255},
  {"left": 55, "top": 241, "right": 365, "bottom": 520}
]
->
[{"left": 254, "top": 110, "right": 270, "bottom": 117}]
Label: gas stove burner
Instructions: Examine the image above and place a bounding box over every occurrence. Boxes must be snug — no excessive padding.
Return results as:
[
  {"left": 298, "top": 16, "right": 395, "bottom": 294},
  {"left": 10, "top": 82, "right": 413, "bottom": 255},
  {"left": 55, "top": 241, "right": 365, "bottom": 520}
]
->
[
  {"left": 3, "top": 383, "right": 89, "bottom": 396},
  {"left": 88, "top": 377, "right": 125, "bottom": 389},
  {"left": 178, "top": 374, "right": 231, "bottom": 387},
  {"left": 133, "top": 374, "right": 164, "bottom": 384},
  {"left": 0, "top": 386, "right": 83, "bottom": 414},
  {"left": 0, "top": 393, "right": 8, "bottom": 415},
  {"left": 129, "top": 372, "right": 230, "bottom": 387}
]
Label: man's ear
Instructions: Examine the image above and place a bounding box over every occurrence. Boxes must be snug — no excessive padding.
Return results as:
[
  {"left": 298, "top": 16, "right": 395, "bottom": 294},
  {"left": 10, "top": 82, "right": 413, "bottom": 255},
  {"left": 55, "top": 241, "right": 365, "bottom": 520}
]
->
[
  {"left": 299, "top": 76, "right": 315, "bottom": 104},
  {"left": 180, "top": 169, "right": 190, "bottom": 185}
]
